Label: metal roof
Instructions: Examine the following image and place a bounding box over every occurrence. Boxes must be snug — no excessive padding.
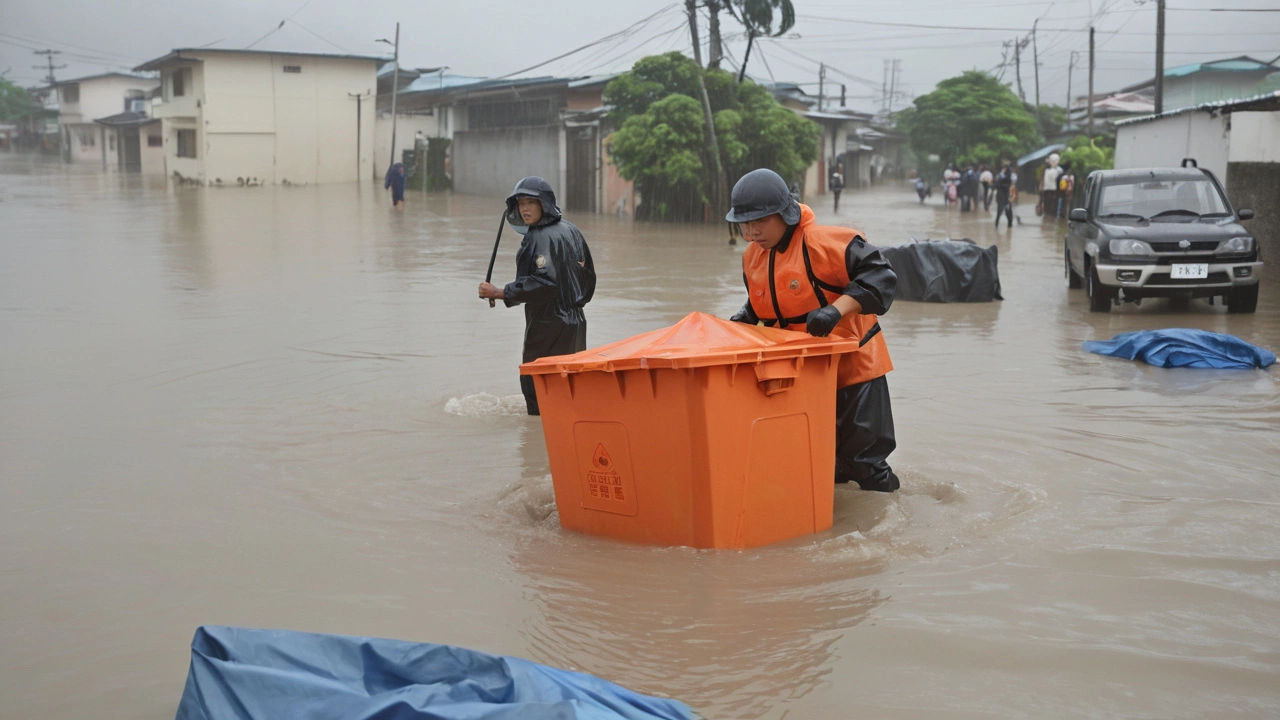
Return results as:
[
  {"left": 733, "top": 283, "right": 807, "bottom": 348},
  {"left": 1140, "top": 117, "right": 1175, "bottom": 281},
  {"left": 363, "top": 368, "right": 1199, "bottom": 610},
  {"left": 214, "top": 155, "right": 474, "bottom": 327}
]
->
[
  {"left": 398, "top": 75, "right": 577, "bottom": 99},
  {"left": 93, "top": 111, "right": 160, "bottom": 127},
  {"left": 1016, "top": 143, "right": 1067, "bottom": 168},
  {"left": 136, "top": 48, "right": 386, "bottom": 72},
  {"left": 1114, "top": 90, "right": 1280, "bottom": 126},
  {"left": 1120, "top": 55, "right": 1276, "bottom": 93},
  {"left": 37, "top": 72, "right": 157, "bottom": 90}
]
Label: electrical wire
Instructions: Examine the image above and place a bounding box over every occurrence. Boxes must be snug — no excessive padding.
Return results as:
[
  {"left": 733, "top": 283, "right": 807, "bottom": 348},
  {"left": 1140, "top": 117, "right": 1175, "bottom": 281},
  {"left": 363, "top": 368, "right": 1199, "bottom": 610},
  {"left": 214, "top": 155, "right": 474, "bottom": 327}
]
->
[{"left": 493, "top": 4, "right": 680, "bottom": 79}]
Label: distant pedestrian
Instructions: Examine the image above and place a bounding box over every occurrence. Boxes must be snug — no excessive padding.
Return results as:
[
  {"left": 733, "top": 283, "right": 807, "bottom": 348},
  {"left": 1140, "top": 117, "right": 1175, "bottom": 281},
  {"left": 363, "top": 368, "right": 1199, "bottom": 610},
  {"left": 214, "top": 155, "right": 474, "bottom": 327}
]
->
[
  {"left": 994, "top": 164, "right": 1014, "bottom": 229},
  {"left": 979, "top": 164, "right": 994, "bottom": 211},
  {"left": 960, "top": 165, "right": 977, "bottom": 212},
  {"left": 1056, "top": 163, "right": 1075, "bottom": 218},
  {"left": 915, "top": 177, "right": 931, "bottom": 203},
  {"left": 384, "top": 163, "right": 406, "bottom": 209},
  {"left": 1039, "top": 153, "right": 1062, "bottom": 219},
  {"left": 830, "top": 170, "right": 845, "bottom": 212}
]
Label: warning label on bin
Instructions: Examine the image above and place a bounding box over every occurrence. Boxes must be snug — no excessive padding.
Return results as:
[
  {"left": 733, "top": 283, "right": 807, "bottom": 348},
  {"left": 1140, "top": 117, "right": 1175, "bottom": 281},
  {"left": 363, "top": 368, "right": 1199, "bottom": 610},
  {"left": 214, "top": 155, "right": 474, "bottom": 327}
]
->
[{"left": 573, "top": 423, "right": 638, "bottom": 516}]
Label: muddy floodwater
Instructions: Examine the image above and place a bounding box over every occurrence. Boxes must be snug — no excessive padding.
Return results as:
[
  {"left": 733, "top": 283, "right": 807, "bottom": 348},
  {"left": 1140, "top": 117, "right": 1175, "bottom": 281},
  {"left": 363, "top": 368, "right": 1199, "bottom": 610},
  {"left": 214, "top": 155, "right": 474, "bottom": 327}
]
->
[{"left": 2, "top": 156, "right": 1278, "bottom": 719}]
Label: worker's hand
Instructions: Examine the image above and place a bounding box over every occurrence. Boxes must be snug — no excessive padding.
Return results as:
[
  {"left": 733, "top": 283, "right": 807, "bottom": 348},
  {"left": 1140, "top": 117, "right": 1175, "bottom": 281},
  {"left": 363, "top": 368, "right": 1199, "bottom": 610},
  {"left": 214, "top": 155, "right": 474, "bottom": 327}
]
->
[
  {"left": 805, "top": 305, "right": 843, "bottom": 337},
  {"left": 730, "top": 302, "right": 759, "bottom": 325},
  {"left": 478, "top": 282, "right": 504, "bottom": 301}
]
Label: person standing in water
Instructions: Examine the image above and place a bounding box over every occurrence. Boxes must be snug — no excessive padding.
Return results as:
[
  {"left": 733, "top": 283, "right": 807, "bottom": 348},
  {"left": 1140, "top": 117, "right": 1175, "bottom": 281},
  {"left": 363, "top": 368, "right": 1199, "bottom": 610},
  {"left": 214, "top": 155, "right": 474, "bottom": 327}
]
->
[
  {"left": 384, "top": 163, "right": 406, "bottom": 209},
  {"left": 478, "top": 177, "right": 595, "bottom": 416}
]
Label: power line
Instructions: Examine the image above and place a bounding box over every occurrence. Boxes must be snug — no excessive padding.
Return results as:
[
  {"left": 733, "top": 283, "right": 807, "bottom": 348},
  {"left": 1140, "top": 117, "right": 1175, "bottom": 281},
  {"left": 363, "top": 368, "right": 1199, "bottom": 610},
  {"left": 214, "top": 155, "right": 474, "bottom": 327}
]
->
[
  {"left": 493, "top": 4, "right": 680, "bottom": 80},
  {"left": 289, "top": 19, "right": 351, "bottom": 54}
]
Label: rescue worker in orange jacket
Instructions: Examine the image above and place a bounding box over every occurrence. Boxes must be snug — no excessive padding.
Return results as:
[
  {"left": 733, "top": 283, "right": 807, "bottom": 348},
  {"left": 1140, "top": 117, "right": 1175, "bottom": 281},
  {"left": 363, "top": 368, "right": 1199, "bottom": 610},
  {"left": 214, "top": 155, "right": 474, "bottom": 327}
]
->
[{"left": 726, "top": 169, "right": 900, "bottom": 492}]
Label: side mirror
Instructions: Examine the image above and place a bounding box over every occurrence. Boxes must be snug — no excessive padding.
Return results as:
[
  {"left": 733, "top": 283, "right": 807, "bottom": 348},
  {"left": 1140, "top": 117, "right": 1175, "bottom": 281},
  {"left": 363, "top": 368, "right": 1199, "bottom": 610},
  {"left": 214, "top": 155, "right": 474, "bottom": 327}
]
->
[
  {"left": 1238, "top": 208, "right": 1254, "bottom": 221},
  {"left": 1069, "top": 208, "right": 1088, "bottom": 222}
]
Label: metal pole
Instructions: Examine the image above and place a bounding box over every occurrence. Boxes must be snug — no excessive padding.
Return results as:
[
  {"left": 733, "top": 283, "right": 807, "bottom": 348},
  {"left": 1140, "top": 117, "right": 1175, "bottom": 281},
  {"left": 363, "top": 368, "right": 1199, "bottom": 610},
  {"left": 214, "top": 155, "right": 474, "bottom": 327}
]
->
[
  {"left": 1066, "top": 52, "right": 1075, "bottom": 124},
  {"left": 1087, "top": 26, "right": 1095, "bottom": 138},
  {"left": 1033, "top": 20, "right": 1040, "bottom": 111},
  {"left": 1155, "top": 0, "right": 1166, "bottom": 114},
  {"left": 1015, "top": 39, "right": 1024, "bottom": 101},
  {"left": 818, "top": 63, "right": 825, "bottom": 113},
  {"left": 349, "top": 92, "right": 363, "bottom": 181},
  {"left": 388, "top": 22, "right": 399, "bottom": 169}
]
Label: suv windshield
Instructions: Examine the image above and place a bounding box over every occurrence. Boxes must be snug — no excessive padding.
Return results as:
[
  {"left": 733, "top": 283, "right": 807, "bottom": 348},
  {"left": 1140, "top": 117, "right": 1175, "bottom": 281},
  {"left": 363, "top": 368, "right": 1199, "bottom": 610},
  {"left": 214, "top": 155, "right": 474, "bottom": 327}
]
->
[{"left": 1097, "top": 177, "right": 1229, "bottom": 219}]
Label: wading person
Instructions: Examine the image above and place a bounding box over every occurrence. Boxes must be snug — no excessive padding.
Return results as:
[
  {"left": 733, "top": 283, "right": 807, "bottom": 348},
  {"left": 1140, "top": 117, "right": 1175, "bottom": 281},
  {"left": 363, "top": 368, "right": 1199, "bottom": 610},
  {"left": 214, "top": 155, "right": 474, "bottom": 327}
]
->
[
  {"left": 384, "top": 163, "right": 406, "bottom": 209},
  {"left": 478, "top": 177, "right": 595, "bottom": 416},
  {"left": 994, "top": 164, "right": 1014, "bottom": 229},
  {"left": 830, "top": 170, "right": 845, "bottom": 213},
  {"left": 726, "top": 168, "right": 900, "bottom": 492},
  {"left": 979, "top": 164, "right": 994, "bottom": 211}
]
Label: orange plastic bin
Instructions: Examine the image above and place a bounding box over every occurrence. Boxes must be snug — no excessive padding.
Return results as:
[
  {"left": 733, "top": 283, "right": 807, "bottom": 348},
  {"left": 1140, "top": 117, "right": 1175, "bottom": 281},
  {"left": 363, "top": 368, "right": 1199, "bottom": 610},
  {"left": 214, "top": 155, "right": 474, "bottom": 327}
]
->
[{"left": 519, "top": 312, "right": 860, "bottom": 549}]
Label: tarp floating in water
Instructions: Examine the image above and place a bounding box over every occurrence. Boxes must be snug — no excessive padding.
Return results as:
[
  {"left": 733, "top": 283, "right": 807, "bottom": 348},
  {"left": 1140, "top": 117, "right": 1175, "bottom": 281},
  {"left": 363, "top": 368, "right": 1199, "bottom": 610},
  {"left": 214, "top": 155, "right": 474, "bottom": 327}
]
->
[
  {"left": 881, "top": 239, "right": 1003, "bottom": 303},
  {"left": 175, "top": 626, "right": 696, "bottom": 720},
  {"left": 1083, "top": 329, "right": 1276, "bottom": 369}
]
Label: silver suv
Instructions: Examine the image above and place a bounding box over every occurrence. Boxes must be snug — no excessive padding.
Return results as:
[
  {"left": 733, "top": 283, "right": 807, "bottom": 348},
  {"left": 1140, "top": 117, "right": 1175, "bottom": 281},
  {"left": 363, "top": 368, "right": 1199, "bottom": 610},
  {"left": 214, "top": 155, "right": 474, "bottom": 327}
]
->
[{"left": 1065, "top": 167, "right": 1261, "bottom": 313}]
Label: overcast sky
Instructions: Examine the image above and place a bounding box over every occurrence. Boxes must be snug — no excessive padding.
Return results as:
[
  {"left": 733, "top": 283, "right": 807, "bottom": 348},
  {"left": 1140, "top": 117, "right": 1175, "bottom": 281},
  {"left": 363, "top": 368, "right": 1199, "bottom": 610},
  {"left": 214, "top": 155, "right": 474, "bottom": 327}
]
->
[{"left": 3, "top": 0, "right": 1278, "bottom": 114}]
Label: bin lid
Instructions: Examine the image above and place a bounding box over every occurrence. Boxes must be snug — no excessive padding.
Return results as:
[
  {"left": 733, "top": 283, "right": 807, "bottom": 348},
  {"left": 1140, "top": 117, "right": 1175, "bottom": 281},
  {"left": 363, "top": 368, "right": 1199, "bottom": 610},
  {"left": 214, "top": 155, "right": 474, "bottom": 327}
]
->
[{"left": 520, "top": 312, "right": 860, "bottom": 375}]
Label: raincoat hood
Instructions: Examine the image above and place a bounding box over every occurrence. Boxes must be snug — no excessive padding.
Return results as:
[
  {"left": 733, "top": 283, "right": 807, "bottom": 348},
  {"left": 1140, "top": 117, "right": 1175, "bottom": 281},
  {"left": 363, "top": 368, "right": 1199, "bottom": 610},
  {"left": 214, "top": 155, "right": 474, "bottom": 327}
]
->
[{"left": 505, "top": 176, "right": 563, "bottom": 230}]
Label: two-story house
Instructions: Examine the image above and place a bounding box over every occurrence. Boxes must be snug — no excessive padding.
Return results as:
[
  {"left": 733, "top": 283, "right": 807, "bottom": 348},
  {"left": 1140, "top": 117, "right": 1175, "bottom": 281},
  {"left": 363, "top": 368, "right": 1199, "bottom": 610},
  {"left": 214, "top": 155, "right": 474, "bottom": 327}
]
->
[
  {"left": 134, "top": 48, "right": 381, "bottom": 185},
  {"left": 49, "top": 73, "right": 159, "bottom": 166}
]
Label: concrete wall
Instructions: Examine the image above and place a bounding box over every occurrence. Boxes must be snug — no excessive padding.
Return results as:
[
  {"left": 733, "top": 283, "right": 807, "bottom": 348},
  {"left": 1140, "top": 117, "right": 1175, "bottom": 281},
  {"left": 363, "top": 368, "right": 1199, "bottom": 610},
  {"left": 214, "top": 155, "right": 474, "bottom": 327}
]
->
[
  {"left": 1115, "top": 111, "right": 1231, "bottom": 179},
  {"left": 601, "top": 132, "right": 635, "bottom": 217},
  {"left": 1226, "top": 162, "right": 1280, "bottom": 288},
  {"left": 452, "top": 125, "right": 559, "bottom": 199},
  {"left": 156, "top": 53, "right": 376, "bottom": 184},
  {"left": 1229, "top": 111, "right": 1280, "bottom": 164},
  {"left": 65, "top": 123, "right": 102, "bottom": 165},
  {"left": 140, "top": 125, "right": 165, "bottom": 175}
]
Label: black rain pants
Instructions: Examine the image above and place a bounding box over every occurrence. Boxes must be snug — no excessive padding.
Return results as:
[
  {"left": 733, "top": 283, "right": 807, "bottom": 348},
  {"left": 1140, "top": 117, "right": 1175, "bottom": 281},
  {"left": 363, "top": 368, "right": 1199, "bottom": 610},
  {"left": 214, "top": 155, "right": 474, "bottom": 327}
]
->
[
  {"left": 519, "top": 309, "right": 587, "bottom": 416},
  {"left": 834, "top": 375, "right": 899, "bottom": 492}
]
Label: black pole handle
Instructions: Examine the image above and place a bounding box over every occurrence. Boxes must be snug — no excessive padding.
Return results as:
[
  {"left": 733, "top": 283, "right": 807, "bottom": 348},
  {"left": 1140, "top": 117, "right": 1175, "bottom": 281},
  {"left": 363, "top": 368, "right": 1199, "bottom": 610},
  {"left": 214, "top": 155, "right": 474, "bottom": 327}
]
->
[{"left": 484, "top": 213, "right": 505, "bottom": 308}]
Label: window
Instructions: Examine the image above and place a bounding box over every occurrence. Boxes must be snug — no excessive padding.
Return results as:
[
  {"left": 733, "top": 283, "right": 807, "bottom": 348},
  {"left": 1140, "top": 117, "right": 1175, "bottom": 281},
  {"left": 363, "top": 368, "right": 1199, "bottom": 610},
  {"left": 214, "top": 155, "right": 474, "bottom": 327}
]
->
[
  {"left": 171, "top": 68, "right": 190, "bottom": 98},
  {"left": 62, "top": 84, "right": 80, "bottom": 104},
  {"left": 1098, "top": 178, "right": 1229, "bottom": 218},
  {"left": 147, "top": 134, "right": 162, "bottom": 148},
  {"left": 108, "top": 134, "right": 116, "bottom": 151},
  {"left": 467, "top": 99, "right": 554, "bottom": 130},
  {"left": 79, "top": 131, "right": 95, "bottom": 148},
  {"left": 283, "top": 65, "right": 302, "bottom": 73},
  {"left": 176, "top": 129, "right": 197, "bottom": 158}
]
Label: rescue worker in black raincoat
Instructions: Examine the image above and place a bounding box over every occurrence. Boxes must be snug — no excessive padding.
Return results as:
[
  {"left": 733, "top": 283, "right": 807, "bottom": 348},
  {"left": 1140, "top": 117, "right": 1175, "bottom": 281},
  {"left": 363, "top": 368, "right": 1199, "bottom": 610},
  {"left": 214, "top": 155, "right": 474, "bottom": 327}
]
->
[
  {"left": 726, "top": 169, "right": 900, "bottom": 492},
  {"left": 479, "top": 177, "right": 595, "bottom": 416}
]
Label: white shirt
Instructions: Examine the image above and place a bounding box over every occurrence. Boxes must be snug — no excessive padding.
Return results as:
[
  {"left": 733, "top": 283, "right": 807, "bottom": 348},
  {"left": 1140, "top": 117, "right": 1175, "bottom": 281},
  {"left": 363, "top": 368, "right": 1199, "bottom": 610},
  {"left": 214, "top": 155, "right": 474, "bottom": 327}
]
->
[
  {"left": 1043, "top": 166, "right": 1062, "bottom": 191},
  {"left": 979, "top": 170, "right": 993, "bottom": 184}
]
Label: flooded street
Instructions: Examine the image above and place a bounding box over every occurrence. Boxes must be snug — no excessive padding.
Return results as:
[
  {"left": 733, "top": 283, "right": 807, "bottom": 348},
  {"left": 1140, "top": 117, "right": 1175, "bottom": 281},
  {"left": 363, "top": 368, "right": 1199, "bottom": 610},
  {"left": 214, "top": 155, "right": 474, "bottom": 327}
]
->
[{"left": 2, "top": 157, "right": 1278, "bottom": 719}]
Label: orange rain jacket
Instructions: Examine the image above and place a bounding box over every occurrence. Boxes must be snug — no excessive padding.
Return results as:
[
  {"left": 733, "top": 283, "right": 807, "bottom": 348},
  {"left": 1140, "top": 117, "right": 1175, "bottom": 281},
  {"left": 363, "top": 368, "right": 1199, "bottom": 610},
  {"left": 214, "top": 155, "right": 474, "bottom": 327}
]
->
[{"left": 739, "top": 204, "right": 895, "bottom": 388}]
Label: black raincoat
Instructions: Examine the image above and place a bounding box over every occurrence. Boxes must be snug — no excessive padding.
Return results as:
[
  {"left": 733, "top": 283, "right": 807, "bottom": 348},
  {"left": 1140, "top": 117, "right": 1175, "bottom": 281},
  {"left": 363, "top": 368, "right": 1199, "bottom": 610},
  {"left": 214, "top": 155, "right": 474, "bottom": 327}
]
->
[{"left": 502, "top": 177, "right": 595, "bottom": 415}]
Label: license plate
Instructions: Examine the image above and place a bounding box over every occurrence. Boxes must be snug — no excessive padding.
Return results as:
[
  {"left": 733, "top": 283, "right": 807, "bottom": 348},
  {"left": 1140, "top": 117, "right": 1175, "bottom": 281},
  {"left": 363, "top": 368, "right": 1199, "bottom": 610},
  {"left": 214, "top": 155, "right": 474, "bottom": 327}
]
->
[{"left": 1171, "top": 263, "right": 1208, "bottom": 279}]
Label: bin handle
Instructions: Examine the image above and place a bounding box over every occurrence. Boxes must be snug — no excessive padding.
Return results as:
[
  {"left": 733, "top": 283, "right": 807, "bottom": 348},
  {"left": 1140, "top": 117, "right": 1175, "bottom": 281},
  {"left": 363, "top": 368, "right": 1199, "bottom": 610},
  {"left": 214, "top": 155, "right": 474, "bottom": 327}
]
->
[{"left": 754, "top": 357, "right": 802, "bottom": 395}]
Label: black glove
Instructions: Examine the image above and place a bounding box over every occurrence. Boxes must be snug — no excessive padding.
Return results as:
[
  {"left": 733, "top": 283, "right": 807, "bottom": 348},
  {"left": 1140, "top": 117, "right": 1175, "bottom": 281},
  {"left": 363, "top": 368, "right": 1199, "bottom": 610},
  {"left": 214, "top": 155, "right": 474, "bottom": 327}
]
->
[
  {"left": 730, "top": 302, "right": 759, "bottom": 325},
  {"left": 805, "top": 305, "right": 843, "bottom": 337}
]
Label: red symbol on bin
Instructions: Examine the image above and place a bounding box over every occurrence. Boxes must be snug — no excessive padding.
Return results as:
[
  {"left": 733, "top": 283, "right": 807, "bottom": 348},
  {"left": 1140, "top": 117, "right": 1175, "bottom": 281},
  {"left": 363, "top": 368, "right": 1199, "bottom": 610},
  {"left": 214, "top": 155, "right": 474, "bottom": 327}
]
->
[{"left": 592, "top": 444, "right": 613, "bottom": 471}]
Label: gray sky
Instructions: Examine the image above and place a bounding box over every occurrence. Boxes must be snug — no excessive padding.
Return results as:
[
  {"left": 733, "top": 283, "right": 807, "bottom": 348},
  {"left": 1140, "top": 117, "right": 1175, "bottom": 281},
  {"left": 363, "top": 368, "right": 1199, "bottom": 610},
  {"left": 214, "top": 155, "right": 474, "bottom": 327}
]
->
[{"left": 3, "top": 0, "right": 1278, "bottom": 114}]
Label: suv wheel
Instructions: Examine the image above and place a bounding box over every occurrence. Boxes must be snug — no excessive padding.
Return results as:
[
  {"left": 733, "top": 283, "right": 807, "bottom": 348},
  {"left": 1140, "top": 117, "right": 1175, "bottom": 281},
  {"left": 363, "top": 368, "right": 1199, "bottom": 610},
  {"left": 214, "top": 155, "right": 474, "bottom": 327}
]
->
[
  {"left": 1227, "top": 285, "right": 1258, "bottom": 314},
  {"left": 1087, "top": 261, "right": 1114, "bottom": 313},
  {"left": 1065, "top": 246, "right": 1083, "bottom": 288}
]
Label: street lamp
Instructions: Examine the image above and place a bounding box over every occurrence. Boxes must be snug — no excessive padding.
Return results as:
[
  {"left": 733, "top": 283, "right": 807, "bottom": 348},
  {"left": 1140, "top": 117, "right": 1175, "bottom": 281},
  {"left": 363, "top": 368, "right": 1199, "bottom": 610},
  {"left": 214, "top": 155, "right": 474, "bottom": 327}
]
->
[{"left": 376, "top": 23, "right": 400, "bottom": 171}]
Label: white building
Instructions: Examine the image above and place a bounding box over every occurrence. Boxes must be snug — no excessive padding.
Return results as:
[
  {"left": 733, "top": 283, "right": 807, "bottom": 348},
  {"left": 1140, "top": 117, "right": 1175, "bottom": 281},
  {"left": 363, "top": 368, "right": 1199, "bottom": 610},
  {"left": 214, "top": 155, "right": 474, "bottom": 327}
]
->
[
  {"left": 135, "top": 49, "right": 382, "bottom": 185},
  {"left": 48, "top": 73, "right": 159, "bottom": 167}
]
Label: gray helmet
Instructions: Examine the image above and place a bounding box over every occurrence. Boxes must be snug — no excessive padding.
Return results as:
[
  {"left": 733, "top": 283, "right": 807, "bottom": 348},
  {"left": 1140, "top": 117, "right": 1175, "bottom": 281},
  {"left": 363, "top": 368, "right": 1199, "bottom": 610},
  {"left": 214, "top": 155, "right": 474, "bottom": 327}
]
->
[{"left": 725, "top": 168, "right": 801, "bottom": 225}]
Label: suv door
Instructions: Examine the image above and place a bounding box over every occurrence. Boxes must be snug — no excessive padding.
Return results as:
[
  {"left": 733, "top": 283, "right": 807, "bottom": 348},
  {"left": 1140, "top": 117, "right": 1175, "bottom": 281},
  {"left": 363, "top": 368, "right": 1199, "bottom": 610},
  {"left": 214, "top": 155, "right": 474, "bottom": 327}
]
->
[{"left": 1065, "top": 175, "right": 1095, "bottom": 279}]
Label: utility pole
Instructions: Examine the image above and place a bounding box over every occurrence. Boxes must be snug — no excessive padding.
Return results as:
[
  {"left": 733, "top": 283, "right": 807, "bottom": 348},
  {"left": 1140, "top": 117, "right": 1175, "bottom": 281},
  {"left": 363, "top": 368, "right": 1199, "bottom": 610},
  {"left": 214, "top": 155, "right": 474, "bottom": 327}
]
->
[
  {"left": 685, "top": 0, "right": 727, "bottom": 221},
  {"left": 1154, "top": 0, "right": 1166, "bottom": 114},
  {"left": 376, "top": 23, "right": 400, "bottom": 170},
  {"left": 1032, "top": 20, "right": 1041, "bottom": 111},
  {"left": 32, "top": 49, "right": 65, "bottom": 86},
  {"left": 819, "top": 62, "right": 826, "bottom": 113},
  {"left": 1087, "top": 25, "right": 1095, "bottom": 138},
  {"left": 349, "top": 92, "right": 367, "bottom": 182},
  {"left": 1067, "top": 51, "right": 1077, "bottom": 123},
  {"left": 1014, "top": 38, "right": 1025, "bottom": 102}
]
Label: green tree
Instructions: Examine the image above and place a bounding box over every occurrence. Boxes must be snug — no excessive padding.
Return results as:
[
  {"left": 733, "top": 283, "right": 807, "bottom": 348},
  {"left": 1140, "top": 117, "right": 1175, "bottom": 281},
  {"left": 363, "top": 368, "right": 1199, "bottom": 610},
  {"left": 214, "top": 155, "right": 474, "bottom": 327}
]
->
[
  {"left": 0, "top": 76, "right": 36, "bottom": 122},
  {"left": 1033, "top": 104, "right": 1067, "bottom": 140},
  {"left": 725, "top": 0, "right": 796, "bottom": 83},
  {"left": 895, "top": 71, "right": 1039, "bottom": 169},
  {"left": 605, "top": 52, "right": 818, "bottom": 221}
]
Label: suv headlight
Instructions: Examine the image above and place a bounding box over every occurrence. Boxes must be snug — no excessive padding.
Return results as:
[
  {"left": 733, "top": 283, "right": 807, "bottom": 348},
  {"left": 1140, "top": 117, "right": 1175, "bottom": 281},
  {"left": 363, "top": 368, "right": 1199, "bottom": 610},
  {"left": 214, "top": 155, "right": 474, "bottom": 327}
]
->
[
  {"left": 1221, "top": 236, "right": 1255, "bottom": 253},
  {"left": 1109, "top": 239, "right": 1152, "bottom": 255}
]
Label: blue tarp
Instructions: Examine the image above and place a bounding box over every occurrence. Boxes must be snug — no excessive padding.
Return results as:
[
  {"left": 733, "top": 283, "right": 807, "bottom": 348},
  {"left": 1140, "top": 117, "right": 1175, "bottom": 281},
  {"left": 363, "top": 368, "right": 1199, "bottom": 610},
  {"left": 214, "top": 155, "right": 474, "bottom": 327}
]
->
[
  {"left": 1083, "top": 329, "right": 1276, "bottom": 369},
  {"left": 175, "top": 626, "right": 696, "bottom": 720}
]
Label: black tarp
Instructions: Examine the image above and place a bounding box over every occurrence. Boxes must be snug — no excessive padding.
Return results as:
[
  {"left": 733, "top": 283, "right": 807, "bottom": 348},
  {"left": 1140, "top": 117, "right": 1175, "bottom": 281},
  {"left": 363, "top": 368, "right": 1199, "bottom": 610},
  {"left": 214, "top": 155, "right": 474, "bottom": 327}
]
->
[{"left": 881, "top": 239, "right": 1003, "bottom": 303}]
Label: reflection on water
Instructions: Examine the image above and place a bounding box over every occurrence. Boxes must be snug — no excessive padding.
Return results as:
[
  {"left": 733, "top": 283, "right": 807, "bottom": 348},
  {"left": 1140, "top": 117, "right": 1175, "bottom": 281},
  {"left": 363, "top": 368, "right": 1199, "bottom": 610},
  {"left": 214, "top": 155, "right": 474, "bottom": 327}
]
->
[{"left": 2, "top": 155, "right": 1279, "bottom": 719}]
